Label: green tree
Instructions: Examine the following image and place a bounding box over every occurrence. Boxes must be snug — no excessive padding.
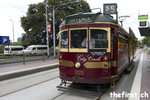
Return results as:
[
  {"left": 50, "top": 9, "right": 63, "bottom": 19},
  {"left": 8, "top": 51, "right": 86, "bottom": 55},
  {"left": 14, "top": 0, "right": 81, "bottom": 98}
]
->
[
  {"left": 21, "top": 0, "right": 91, "bottom": 47},
  {"left": 142, "top": 36, "right": 150, "bottom": 46}
]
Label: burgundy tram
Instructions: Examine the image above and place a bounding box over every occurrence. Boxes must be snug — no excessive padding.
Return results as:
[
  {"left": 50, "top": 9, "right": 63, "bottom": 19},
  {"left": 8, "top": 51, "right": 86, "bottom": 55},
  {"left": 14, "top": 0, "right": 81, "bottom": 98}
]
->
[{"left": 58, "top": 12, "right": 136, "bottom": 85}]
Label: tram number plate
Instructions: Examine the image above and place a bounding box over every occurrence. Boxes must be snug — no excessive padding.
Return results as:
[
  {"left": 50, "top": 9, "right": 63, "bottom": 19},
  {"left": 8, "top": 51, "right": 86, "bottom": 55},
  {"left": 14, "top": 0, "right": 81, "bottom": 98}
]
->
[
  {"left": 89, "top": 49, "right": 106, "bottom": 56},
  {"left": 74, "top": 70, "right": 84, "bottom": 75}
]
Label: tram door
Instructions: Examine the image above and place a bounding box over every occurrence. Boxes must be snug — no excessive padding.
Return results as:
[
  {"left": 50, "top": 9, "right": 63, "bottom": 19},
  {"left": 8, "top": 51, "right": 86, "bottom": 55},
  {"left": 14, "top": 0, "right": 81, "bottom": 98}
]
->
[{"left": 110, "top": 28, "right": 117, "bottom": 75}]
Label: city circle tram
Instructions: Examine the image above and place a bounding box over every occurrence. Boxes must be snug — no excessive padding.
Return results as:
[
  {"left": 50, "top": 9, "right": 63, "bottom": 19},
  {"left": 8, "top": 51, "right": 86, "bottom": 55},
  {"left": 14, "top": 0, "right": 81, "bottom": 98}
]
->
[{"left": 58, "top": 12, "right": 136, "bottom": 88}]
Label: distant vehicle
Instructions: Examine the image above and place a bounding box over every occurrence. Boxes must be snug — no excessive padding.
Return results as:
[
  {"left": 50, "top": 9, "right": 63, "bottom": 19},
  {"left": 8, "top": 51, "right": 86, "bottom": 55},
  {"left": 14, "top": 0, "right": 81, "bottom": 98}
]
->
[
  {"left": 22, "top": 45, "right": 47, "bottom": 55},
  {"left": 4, "top": 46, "right": 24, "bottom": 55},
  {"left": 138, "top": 45, "right": 144, "bottom": 48}
]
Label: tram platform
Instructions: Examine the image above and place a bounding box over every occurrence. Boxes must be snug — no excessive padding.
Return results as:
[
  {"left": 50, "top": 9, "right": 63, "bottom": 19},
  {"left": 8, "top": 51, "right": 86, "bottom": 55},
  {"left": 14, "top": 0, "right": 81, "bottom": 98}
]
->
[
  {"left": 0, "top": 58, "right": 58, "bottom": 81},
  {"left": 140, "top": 50, "right": 150, "bottom": 100},
  {"left": 126, "top": 49, "right": 150, "bottom": 100}
]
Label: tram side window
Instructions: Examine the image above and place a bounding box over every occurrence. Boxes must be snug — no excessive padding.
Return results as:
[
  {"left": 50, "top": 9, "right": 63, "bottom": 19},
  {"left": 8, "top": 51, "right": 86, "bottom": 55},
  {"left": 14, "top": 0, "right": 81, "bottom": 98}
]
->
[
  {"left": 90, "top": 29, "right": 108, "bottom": 48},
  {"left": 119, "top": 38, "right": 128, "bottom": 51},
  {"left": 61, "top": 31, "right": 68, "bottom": 48},
  {"left": 70, "top": 29, "right": 87, "bottom": 48}
]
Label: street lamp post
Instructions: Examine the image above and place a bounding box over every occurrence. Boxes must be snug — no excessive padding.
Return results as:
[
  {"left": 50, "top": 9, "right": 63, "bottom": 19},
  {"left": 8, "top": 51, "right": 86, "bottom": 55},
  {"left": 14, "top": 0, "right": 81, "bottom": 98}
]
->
[
  {"left": 10, "top": 20, "right": 15, "bottom": 43},
  {"left": 53, "top": 0, "right": 80, "bottom": 58}
]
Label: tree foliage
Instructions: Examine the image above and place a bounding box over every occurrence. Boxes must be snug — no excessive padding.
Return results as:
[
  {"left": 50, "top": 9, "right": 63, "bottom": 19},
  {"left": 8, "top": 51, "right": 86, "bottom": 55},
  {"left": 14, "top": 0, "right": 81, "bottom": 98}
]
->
[
  {"left": 142, "top": 36, "right": 150, "bottom": 46},
  {"left": 21, "top": 0, "right": 91, "bottom": 47}
]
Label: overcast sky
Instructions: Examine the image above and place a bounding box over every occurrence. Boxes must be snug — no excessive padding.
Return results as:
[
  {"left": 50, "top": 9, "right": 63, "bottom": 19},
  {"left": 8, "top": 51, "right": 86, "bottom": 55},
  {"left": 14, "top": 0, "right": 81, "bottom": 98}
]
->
[{"left": 0, "top": 0, "right": 150, "bottom": 42}]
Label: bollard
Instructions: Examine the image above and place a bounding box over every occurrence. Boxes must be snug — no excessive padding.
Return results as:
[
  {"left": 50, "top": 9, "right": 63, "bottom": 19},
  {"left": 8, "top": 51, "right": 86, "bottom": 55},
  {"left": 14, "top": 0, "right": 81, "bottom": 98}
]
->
[
  {"left": 144, "top": 48, "right": 146, "bottom": 52},
  {"left": 110, "top": 81, "right": 116, "bottom": 88},
  {"left": 23, "top": 54, "right": 25, "bottom": 65}
]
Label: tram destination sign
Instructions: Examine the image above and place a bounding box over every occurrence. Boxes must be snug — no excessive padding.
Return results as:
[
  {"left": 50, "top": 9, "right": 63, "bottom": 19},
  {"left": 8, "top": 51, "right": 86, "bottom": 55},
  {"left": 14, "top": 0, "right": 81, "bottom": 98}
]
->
[
  {"left": 89, "top": 49, "right": 107, "bottom": 56},
  {"left": 66, "top": 16, "right": 93, "bottom": 24}
]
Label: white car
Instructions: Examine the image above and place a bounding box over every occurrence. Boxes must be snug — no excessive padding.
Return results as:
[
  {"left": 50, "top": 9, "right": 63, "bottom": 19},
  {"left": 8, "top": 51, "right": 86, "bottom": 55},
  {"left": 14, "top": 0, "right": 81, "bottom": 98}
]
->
[
  {"left": 4, "top": 46, "right": 24, "bottom": 55},
  {"left": 21, "top": 45, "right": 47, "bottom": 55}
]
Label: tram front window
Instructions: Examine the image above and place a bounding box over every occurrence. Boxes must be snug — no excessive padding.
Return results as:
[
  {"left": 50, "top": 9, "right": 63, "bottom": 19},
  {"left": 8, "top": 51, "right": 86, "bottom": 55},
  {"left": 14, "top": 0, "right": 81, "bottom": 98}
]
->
[
  {"left": 61, "top": 31, "right": 68, "bottom": 48},
  {"left": 70, "top": 29, "right": 87, "bottom": 48},
  {"left": 90, "top": 29, "right": 108, "bottom": 48}
]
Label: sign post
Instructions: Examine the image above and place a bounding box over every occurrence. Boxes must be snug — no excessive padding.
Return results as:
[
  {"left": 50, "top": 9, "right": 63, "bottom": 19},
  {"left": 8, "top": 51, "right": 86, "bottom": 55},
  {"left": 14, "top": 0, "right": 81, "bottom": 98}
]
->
[
  {"left": 138, "top": 15, "right": 150, "bottom": 36},
  {"left": 138, "top": 15, "right": 148, "bottom": 27}
]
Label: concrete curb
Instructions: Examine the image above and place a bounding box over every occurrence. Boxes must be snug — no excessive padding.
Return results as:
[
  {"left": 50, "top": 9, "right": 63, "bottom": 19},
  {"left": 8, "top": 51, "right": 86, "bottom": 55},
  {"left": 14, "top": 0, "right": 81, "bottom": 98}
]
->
[{"left": 0, "top": 63, "right": 59, "bottom": 81}]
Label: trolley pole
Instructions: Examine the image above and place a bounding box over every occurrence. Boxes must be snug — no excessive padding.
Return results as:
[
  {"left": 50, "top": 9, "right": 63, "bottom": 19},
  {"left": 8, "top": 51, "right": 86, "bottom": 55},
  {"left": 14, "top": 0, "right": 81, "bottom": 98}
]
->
[{"left": 45, "top": 0, "right": 50, "bottom": 58}]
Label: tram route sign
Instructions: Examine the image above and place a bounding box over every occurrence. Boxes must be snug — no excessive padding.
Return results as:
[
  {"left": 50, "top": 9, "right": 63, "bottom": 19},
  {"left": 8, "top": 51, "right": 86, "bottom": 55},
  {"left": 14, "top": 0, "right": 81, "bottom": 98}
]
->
[
  {"left": 0, "top": 36, "right": 10, "bottom": 45},
  {"left": 103, "top": 3, "right": 117, "bottom": 14}
]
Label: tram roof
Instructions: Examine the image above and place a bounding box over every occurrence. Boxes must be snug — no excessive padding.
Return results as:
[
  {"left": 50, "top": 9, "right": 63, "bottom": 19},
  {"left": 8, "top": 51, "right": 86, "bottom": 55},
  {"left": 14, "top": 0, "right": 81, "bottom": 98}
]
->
[{"left": 60, "top": 12, "right": 118, "bottom": 26}]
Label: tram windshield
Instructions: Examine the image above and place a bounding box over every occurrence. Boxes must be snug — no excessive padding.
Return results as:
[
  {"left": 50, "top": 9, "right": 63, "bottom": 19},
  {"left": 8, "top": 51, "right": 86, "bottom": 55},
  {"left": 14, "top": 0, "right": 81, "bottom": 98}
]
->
[
  {"left": 90, "top": 29, "right": 108, "bottom": 48},
  {"left": 70, "top": 29, "right": 87, "bottom": 48}
]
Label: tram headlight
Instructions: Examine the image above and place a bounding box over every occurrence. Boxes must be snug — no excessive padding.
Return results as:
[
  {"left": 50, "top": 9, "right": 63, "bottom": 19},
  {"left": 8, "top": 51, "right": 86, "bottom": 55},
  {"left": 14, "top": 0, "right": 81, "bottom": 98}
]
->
[{"left": 75, "top": 62, "right": 81, "bottom": 69}]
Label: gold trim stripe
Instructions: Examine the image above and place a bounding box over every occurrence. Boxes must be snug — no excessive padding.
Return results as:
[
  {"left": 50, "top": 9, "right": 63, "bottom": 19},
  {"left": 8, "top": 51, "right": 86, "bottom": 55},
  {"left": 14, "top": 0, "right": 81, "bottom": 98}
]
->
[
  {"left": 111, "top": 61, "right": 117, "bottom": 67},
  {"left": 119, "top": 35, "right": 128, "bottom": 40},
  {"left": 59, "top": 60, "right": 74, "bottom": 67},
  {"left": 84, "top": 62, "right": 109, "bottom": 68},
  {"left": 111, "top": 75, "right": 118, "bottom": 78}
]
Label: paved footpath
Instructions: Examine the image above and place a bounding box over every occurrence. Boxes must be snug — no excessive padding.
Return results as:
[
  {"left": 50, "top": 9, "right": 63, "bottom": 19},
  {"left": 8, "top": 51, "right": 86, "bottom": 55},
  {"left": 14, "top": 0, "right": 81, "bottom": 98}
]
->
[{"left": 0, "top": 58, "right": 58, "bottom": 74}]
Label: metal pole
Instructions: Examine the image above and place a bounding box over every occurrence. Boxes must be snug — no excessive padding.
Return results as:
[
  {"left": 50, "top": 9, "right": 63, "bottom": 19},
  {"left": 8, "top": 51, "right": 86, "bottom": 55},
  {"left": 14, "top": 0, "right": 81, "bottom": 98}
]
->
[
  {"left": 10, "top": 20, "right": 15, "bottom": 43},
  {"left": 45, "top": 0, "right": 50, "bottom": 58},
  {"left": 53, "top": 6, "right": 56, "bottom": 58}
]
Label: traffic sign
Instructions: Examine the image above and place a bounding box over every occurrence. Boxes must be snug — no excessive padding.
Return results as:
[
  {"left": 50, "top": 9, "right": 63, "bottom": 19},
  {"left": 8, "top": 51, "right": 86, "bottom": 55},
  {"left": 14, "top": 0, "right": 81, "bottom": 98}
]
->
[
  {"left": 138, "top": 15, "right": 148, "bottom": 20},
  {"left": 47, "top": 24, "right": 51, "bottom": 34},
  {"left": 0, "top": 36, "right": 10, "bottom": 45}
]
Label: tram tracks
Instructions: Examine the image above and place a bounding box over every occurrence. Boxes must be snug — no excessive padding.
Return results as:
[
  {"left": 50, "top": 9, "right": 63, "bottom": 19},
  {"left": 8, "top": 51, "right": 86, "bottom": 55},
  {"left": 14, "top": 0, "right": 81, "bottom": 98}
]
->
[
  {"left": 0, "top": 68, "right": 59, "bottom": 97},
  {"left": 50, "top": 89, "right": 105, "bottom": 100},
  {"left": 51, "top": 83, "right": 108, "bottom": 100}
]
